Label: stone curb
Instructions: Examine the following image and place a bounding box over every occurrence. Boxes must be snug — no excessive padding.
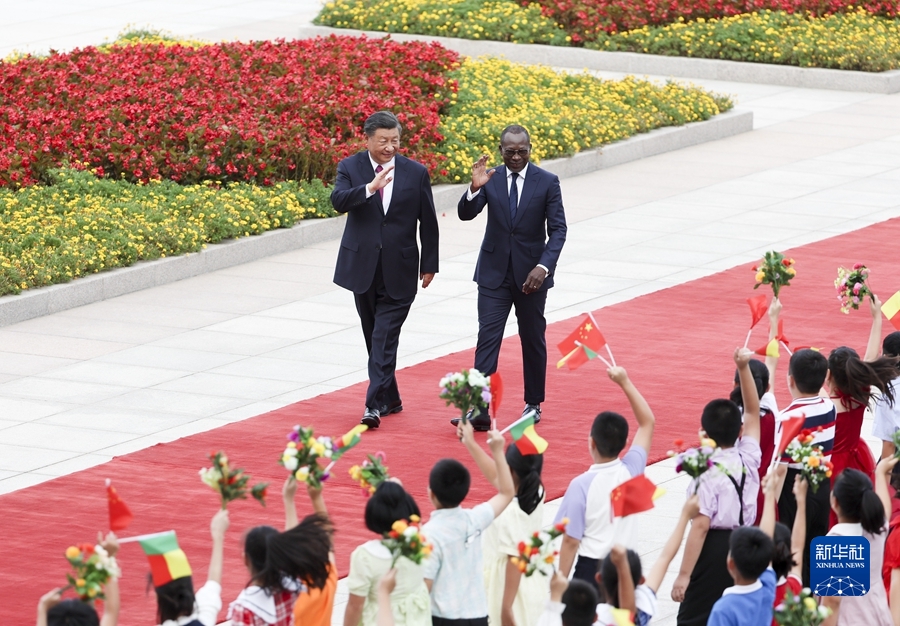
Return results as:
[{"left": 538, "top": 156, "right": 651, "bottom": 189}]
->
[
  {"left": 0, "top": 109, "right": 751, "bottom": 327},
  {"left": 298, "top": 25, "right": 900, "bottom": 94}
]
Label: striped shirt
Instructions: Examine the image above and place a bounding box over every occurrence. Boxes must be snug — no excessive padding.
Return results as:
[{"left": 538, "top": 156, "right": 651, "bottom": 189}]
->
[{"left": 778, "top": 395, "right": 836, "bottom": 467}]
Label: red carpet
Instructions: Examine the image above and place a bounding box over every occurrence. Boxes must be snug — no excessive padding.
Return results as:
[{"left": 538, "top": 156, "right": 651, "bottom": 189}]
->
[{"left": 3, "top": 218, "right": 900, "bottom": 624}]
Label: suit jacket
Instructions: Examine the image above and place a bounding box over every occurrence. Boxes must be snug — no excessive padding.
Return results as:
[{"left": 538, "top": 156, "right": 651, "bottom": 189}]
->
[
  {"left": 458, "top": 163, "right": 566, "bottom": 290},
  {"left": 331, "top": 152, "right": 439, "bottom": 300}
]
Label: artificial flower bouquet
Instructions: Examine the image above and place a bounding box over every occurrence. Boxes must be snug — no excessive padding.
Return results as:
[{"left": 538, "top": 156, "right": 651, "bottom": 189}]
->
[
  {"left": 64, "top": 542, "right": 121, "bottom": 601},
  {"left": 774, "top": 588, "right": 830, "bottom": 626},
  {"left": 835, "top": 264, "right": 873, "bottom": 313},
  {"left": 382, "top": 515, "right": 432, "bottom": 567},
  {"left": 672, "top": 438, "right": 717, "bottom": 494},
  {"left": 200, "top": 450, "right": 268, "bottom": 509},
  {"left": 512, "top": 519, "right": 568, "bottom": 577},
  {"left": 784, "top": 430, "right": 833, "bottom": 493},
  {"left": 753, "top": 250, "right": 796, "bottom": 298},
  {"left": 439, "top": 368, "right": 492, "bottom": 421},
  {"left": 280, "top": 424, "right": 367, "bottom": 487},
  {"left": 349, "top": 451, "right": 390, "bottom": 496}
]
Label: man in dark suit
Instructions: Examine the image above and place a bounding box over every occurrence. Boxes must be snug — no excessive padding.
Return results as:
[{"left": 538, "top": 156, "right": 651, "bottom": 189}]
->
[
  {"left": 453, "top": 124, "right": 567, "bottom": 430},
  {"left": 331, "top": 111, "right": 439, "bottom": 428}
]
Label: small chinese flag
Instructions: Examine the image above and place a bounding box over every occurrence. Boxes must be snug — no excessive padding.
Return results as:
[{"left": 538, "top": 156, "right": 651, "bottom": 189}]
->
[
  {"left": 557, "top": 314, "right": 606, "bottom": 371},
  {"left": 747, "top": 294, "right": 768, "bottom": 329},
  {"left": 776, "top": 319, "right": 789, "bottom": 347},
  {"left": 510, "top": 413, "right": 548, "bottom": 456},
  {"left": 755, "top": 338, "right": 780, "bottom": 358},
  {"left": 490, "top": 372, "right": 504, "bottom": 419},
  {"left": 610, "top": 475, "right": 662, "bottom": 518},
  {"left": 775, "top": 414, "right": 806, "bottom": 460},
  {"left": 882, "top": 291, "right": 900, "bottom": 331},
  {"left": 107, "top": 480, "right": 133, "bottom": 532}
]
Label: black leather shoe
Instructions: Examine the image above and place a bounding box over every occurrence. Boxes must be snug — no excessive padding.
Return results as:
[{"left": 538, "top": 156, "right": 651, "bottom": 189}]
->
[
  {"left": 450, "top": 407, "right": 491, "bottom": 431},
  {"left": 378, "top": 400, "right": 403, "bottom": 416},
  {"left": 523, "top": 403, "right": 542, "bottom": 424},
  {"left": 361, "top": 407, "right": 381, "bottom": 429}
]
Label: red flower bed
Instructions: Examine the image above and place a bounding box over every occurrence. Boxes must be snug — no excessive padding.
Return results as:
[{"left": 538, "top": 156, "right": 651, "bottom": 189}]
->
[
  {"left": 528, "top": 0, "right": 898, "bottom": 40},
  {"left": 0, "top": 36, "right": 458, "bottom": 187}
]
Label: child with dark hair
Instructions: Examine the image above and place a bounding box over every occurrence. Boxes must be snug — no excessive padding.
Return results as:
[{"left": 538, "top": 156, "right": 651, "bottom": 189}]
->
[
  {"left": 675, "top": 348, "right": 762, "bottom": 626},
  {"left": 821, "top": 461, "right": 896, "bottom": 626},
  {"left": 534, "top": 572, "right": 598, "bottom": 626},
  {"left": 827, "top": 295, "right": 898, "bottom": 527},
  {"left": 873, "top": 330, "right": 900, "bottom": 460},
  {"left": 463, "top": 436, "right": 547, "bottom": 626},
  {"left": 344, "top": 480, "right": 429, "bottom": 626},
  {"left": 155, "top": 509, "right": 229, "bottom": 626},
  {"left": 881, "top": 462, "right": 900, "bottom": 619},
  {"left": 227, "top": 477, "right": 322, "bottom": 626},
  {"left": 760, "top": 469, "right": 806, "bottom": 625},
  {"left": 423, "top": 426, "right": 515, "bottom": 626},
  {"left": 555, "top": 366, "right": 656, "bottom": 594},
  {"left": 776, "top": 347, "right": 835, "bottom": 587},
  {"left": 707, "top": 527, "right": 776, "bottom": 626},
  {"left": 37, "top": 533, "right": 120, "bottom": 626}
]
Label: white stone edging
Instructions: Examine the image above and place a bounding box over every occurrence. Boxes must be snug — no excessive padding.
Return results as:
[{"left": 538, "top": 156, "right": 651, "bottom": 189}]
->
[
  {"left": 298, "top": 25, "right": 900, "bottom": 94},
  {"left": 0, "top": 108, "right": 752, "bottom": 327}
]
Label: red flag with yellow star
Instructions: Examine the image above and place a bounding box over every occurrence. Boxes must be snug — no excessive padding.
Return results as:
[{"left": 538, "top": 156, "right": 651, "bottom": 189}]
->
[
  {"left": 610, "top": 474, "right": 663, "bottom": 518},
  {"left": 107, "top": 480, "right": 133, "bottom": 532},
  {"left": 557, "top": 314, "right": 606, "bottom": 371}
]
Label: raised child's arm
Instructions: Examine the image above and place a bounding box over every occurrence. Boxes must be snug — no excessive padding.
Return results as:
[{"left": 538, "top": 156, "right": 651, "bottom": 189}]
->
[
  {"left": 866, "top": 294, "right": 884, "bottom": 362},
  {"left": 609, "top": 544, "right": 636, "bottom": 614},
  {"left": 735, "top": 347, "right": 760, "bottom": 442},
  {"left": 283, "top": 475, "right": 299, "bottom": 530},
  {"left": 607, "top": 366, "right": 655, "bottom": 457},
  {"left": 645, "top": 495, "right": 700, "bottom": 593},
  {"left": 789, "top": 475, "right": 807, "bottom": 580},
  {"left": 99, "top": 532, "right": 120, "bottom": 626},
  {"left": 486, "top": 429, "right": 515, "bottom": 519},
  {"left": 766, "top": 298, "right": 782, "bottom": 386},
  {"left": 208, "top": 508, "right": 229, "bottom": 585},
  {"left": 459, "top": 420, "right": 499, "bottom": 489}
]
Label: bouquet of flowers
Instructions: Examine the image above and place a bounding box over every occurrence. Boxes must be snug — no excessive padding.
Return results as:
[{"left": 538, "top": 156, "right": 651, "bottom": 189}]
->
[
  {"left": 753, "top": 251, "right": 796, "bottom": 299},
  {"left": 439, "top": 368, "right": 491, "bottom": 421},
  {"left": 382, "top": 515, "right": 432, "bottom": 567},
  {"left": 349, "top": 452, "right": 390, "bottom": 496},
  {"left": 64, "top": 542, "right": 121, "bottom": 601},
  {"left": 774, "top": 588, "right": 830, "bottom": 626},
  {"left": 672, "top": 438, "right": 717, "bottom": 495},
  {"left": 784, "top": 430, "right": 833, "bottom": 493},
  {"left": 512, "top": 519, "right": 568, "bottom": 577},
  {"left": 280, "top": 424, "right": 367, "bottom": 487},
  {"left": 835, "top": 264, "right": 873, "bottom": 314},
  {"left": 200, "top": 451, "right": 268, "bottom": 509}
]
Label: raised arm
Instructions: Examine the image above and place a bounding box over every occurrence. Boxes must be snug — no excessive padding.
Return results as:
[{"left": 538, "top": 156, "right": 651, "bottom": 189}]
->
[
  {"left": 608, "top": 366, "right": 655, "bottom": 456},
  {"left": 99, "top": 532, "right": 120, "bottom": 626},
  {"left": 866, "top": 294, "right": 884, "bottom": 362},
  {"left": 609, "top": 545, "right": 636, "bottom": 614},
  {"left": 308, "top": 482, "right": 328, "bottom": 518},
  {"left": 486, "top": 429, "right": 515, "bottom": 518},
  {"left": 459, "top": 420, "right": 499, "bottom": 489},
  {"left": 735, "top": 347, "right": 760, "bottom": 442},
  {"left": 458, "top": 155, "right": 493, "bottom": 221},
  {"left": 766, "top": 298, "right": 782, "bottom": 386},
  {"left": 207, "top": 508, "right": 230, "bottom": 585},
  {"left": 283, "top": 475, "right": 299, "bottom": 530},
  {"left": 646, "top": 495, "right": 700, "bottom": 593},
  {"left": 789, "top": 475, "right": 807, "bottom": 580}
]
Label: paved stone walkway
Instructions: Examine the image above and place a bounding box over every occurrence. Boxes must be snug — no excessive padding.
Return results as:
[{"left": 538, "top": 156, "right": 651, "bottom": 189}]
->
[{"left": 2, "top": 5, "right": 900, "bottom": 624}]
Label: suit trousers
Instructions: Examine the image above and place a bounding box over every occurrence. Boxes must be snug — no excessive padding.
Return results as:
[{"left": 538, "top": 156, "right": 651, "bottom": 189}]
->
[
  {"left": 474, "top": 262, "right": 547, "bottom": 405},
  {"left": 354, "top": 254, "right": 414, "bottom": 410}
]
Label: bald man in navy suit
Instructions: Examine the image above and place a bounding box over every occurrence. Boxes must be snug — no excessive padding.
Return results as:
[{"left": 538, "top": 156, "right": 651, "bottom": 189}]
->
[
  {"left": 332, "top": 111, "right": 439, "bottom": 429},
  {"left": 452, "top": 125, "right": 567, "bottom": 430}
]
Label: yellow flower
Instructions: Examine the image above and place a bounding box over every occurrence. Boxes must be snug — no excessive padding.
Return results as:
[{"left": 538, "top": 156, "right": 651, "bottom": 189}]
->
[
  {"left": 755, "top": 271, "right": 766, "bottom": 283},
  {"left": 75, "top": 578, "right": 86, "bottom": 587},
  {"left": 807, "top": 456, "right": 820, "bottom": 467},
  {"left": 787, "top": 268, "right": 796, "bottom": 276},
  {"left": 803, "top": 597, "right": 817, "bottom": 611},
  {"left": 410, "top": 514, "right": 421, "bottom": 523},
  {"left": 65, "top": 546, "right": 81, "bottom": 559},
  {"left": 392, "top": 520, "right": 409, "bottom": 534}
]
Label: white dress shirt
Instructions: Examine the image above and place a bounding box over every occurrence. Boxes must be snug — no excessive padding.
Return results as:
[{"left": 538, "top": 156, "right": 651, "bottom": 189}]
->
[
  {"left": 466, "top": 163, "right": 548, "bottom": 276},
  {"left": 365, "top": 154, "right": 395, "bottom": 213}
]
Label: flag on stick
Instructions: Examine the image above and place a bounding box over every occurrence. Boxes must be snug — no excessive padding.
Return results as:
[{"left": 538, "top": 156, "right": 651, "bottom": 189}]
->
[
  {"left": 490, "top": 372, "right": 504, "bottom": 420},
  {"left": 883, "top": 291, "right": 900, "bottom": 331},
  {"left": 610, "top": 475, "right": 664, "bottom": 518},
  {"left": 106, "top": 479, "right": 133, "bottom": 532},
  {"left": 773, "top": 414, "right": 806, "bottom": 465},
  {"left": 557, "top": 314, "right": 607, "bottom": 371},
  {"left": 776, "top": 319, "right": 789, "bottom": 347},
  {"left": 137, "top": 531, "right": 191, "bottom": 587},
  {"left": 748, "top": 295, "right": 769, "bottom": 329},
  {"left": 332, "top": 425, "right": 367, "bottom": 460},
  {"left": 509, "top": 413, "right": 548, "bottom": 456},
  {"left": 754, "top": 338, "right": 780, "bottom": 358}
]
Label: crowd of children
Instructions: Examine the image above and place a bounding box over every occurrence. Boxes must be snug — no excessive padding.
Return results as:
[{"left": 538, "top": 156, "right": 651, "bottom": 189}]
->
[{"left": 35, "top": 295, "right": 900, "bottom": 626}]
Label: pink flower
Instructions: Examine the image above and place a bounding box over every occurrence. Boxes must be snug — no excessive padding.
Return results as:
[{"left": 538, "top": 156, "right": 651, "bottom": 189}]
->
[
  {"left": 853, "top": 263, "right": 864, "bottom": 270},
  {"left": 853, "top": 282, "right": 861, "bottom": 294}
]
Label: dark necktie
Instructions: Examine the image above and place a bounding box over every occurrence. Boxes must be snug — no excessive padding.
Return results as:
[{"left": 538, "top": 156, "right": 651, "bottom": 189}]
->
[
  {"left": 509, "top": 172, "right": 518, "bottom": 222},
  {"left": 375, "top": 165, "right": 384, "bottom": 200}
]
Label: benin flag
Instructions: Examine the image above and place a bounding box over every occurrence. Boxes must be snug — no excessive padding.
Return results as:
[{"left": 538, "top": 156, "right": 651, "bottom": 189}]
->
[
  {"left": 611, "top": 608, "right": 635, "bottom": 626},
  {"left": 333, "top": 424, "right": 367, "bottom": 459},
  {"left": 883, "top": 291, "right": 900, "bottom": 331},
  {"left": 557, "top": 314, "right": 606, "bottom": 371},
  {"left": 139, "top": 531, "right": 192, "bottom": 587},
  {"left": 754, "top": 338, "right": 780, "bottom": 358},
  {"left": 510, "top": 414, "right": 548, "bottom": 456},
  {"left": 610, "top": 475, "right": 662, "bottom": 518}
]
